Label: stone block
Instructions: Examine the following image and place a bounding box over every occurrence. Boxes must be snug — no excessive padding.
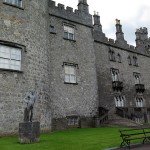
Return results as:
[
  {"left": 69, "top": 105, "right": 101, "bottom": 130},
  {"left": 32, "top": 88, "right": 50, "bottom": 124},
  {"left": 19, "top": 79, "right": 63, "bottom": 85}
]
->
[{"left": 19, "top": 122, "right": 40, "bottom": 144}]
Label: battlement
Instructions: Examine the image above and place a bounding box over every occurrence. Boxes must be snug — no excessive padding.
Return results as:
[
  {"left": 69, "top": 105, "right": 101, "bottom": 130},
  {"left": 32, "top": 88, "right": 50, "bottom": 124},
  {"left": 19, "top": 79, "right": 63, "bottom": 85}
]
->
[
  {"left": 107, "top": 38, "right": 135, "bottom": 51},
  {"left": 136, "top": 27, "right": 148, "bottom": 34},
  {"left": 49, "top": 0, "right": 92, "bottom": 27}
]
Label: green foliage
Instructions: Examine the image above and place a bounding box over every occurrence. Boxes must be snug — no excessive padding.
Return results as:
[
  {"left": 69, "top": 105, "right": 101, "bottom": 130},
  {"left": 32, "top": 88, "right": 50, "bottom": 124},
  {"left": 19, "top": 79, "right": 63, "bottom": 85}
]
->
[{"left": 0, "top": 127, "right": 128, "bottom": 150}]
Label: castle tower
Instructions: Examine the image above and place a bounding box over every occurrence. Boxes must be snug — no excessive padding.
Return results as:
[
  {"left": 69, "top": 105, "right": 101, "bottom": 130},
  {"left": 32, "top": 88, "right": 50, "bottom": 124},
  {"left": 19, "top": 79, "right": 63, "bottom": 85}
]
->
[
  {"left": 93, "top": 12, "right": 107, "bottom": 42},
  {"left": 135, "top": 27, "right": 148, "bottom": 48},
  {"left": 115, "top": 19, "right": 127, "bottom": 47},
  {"left": 115, "top": 19, "right": 125, "bottom": 41},
  {"left": 93, "top": 12, "right": 102, "bottom": 32},
  {"left": 78, "top": 0, "right": 89, "bottom": 13}
]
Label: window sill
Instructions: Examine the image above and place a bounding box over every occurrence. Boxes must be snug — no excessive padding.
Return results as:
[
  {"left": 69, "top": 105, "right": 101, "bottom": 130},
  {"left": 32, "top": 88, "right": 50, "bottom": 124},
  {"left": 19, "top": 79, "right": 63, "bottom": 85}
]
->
[
  {"left": 64, "top": 82, "right": 78, "bottom": 85},
  {"left": 50, "top": 31, "right": 56, "bottom": 34},
  {"left": 133, "top": 65, "right": 139, "bottom": 67},
  {"left": 109, "top": 59, "right": 116, "bottom": 62},
  {"left": 63, "top": 37, "right": 76, "bottom": 42},
  {"left": 0, "top": 68, "right": 23, "bottom": 73},
  {"left": 3, "top": 2, "right": 24, "bottom": 10}
]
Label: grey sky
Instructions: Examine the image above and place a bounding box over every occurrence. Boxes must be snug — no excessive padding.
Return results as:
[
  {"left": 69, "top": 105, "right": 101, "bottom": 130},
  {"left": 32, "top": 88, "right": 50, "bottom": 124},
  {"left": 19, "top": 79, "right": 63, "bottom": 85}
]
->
[{"left": 54, "top": 0, "right": 150, "bottom": 46}]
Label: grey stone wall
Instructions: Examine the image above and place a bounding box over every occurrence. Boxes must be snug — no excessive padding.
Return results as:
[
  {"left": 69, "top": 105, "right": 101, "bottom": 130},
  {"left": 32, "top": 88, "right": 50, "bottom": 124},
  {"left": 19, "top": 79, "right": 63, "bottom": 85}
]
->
[
  {"left": 49, "top": 15, "right": 98, "bottom": 125},
  {"left": 1, "top": 0, "right": 150, "bottom": 134},
  {"left": 94, "top": 41, "right": 150, "bottom": 110},
  {"left": 0, "top": 0, "right": 51, "bottom": 135}
]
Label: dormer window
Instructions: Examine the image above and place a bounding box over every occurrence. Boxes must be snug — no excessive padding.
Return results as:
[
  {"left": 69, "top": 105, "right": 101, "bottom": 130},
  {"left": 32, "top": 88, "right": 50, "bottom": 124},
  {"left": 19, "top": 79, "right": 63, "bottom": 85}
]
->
[{"left": 4, "top": 0, "right": 23, "bottom": 8}]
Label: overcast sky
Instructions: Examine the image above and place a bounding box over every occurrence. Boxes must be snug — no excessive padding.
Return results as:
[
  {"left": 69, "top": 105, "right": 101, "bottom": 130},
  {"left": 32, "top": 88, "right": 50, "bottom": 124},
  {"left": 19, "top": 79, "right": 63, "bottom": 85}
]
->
[{"left": 54, "top": 0, "right": 150, "bottom": 46}]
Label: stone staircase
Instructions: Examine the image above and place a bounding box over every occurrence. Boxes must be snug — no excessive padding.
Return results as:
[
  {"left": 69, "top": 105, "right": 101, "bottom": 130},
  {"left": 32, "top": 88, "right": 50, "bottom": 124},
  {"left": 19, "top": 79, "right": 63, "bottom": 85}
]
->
[{"left": 97, "top": 107, "right": 142, "bottom": 127}]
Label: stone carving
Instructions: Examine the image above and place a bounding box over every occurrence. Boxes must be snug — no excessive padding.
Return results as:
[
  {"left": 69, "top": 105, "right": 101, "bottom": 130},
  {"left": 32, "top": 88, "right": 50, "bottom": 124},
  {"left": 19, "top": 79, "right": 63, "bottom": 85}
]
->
[
  {"left": 116, "top": 19, "right": 120, "bottom": 24},
  {"left": 23, "top": 91, "right": 37, "bottom": 122}
]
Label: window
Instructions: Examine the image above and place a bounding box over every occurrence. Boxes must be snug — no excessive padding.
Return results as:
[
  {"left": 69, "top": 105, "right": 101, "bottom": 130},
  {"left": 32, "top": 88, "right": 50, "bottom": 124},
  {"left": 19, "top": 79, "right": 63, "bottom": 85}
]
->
[
  {"left": 111, "top": 68, "right": 119, "bottom": 81},
  {"left": 64, "top": 25, "right": 75, "bottom": 40},
  {"left": 50, "top": 25, "right": 56, "bottom": 34},
  {"left": 133, "top": 56, "right": 138, "bottom": 66},
  {"left": 134, "top": 73, "right": 141, "bottom": 84},
  {"left": 109, "top": 48, "right": 115, "bottom": 61},
  {"left": 114, "top": 96, "right": 125, "bottom": 107},
  {"left": 127, "top": 55, "right": 132, "bottom": 65},
  {"left": 67, "top": 116, "right": 79, "bottom": 126},
  {"left": 117, "top": 53, "right": 122, "bottom": 63},
  {"left": 136, "top": 97, "right": 144, "bottom": 107},
  {"left": 4, "top": 0, "right": 23, "bottom": 7},
  {"left": 0, "top": 44, "right": 21, "bottom": 71},
  {"left": 64, "top": 64, "right": 77, "bottom": 84},
  {"left": 135, "top": 117, "right": 143, "bottom": 124}
]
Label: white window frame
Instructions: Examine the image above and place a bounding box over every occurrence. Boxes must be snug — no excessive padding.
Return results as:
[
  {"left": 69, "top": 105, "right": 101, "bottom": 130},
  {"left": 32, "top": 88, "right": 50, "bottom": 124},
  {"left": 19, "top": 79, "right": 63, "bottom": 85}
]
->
[
  {"left": 0, "top": 44, "right": 21, "bottom": 71},
  {"left": 64, "top": 25, "right": 75, "bottom": 40},
  {"left": 136, "top": 97, "right": 144, "bottom": 107},
  {"left": 4, "top": 0, "right": 23, "bottom": 7},
  {"left": 134, "top": 73, "right": 141, "bottom": 84},
  {"left": 114, "top": 96, "right": 125, "bottom": 107},
  {"left": 135, "top": 117, "right": 142, "bottom": 124},
  {"left": 64, "top": 64, "right": 77, "bottom": 84},
  {"left": 111, "top": 68, "right": 119, "bottom": 82}
]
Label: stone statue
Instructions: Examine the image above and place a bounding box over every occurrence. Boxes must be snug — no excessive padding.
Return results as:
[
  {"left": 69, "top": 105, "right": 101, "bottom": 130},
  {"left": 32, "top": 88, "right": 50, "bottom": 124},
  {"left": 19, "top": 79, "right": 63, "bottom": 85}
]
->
[{"left": 23, "top": 91, "right": 37, "bottom": 122}]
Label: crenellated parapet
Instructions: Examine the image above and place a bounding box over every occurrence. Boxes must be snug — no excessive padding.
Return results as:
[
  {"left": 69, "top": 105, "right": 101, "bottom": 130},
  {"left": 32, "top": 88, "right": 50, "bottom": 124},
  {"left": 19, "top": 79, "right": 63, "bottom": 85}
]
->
[
  {"left": 135, "top": 27, "right": 150, "bottom": 51},
  {"left": 49, "top": 0, "right": 92, "bottom": 27},
  {"left": 93, "top": 15, "right": 150, "bottom": 57}
]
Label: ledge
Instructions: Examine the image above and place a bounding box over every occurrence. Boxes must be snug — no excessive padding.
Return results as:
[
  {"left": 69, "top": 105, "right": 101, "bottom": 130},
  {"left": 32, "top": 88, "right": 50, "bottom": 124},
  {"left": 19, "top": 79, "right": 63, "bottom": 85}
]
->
[
  {"left": 0, "top": 68, "right": 23, "bottom": 73},
  {"left": 64, "top": 82, "right": 78, "bottom": 85},
  {"left": 50, "top": 31, "right": 57, "bottom": 34},
  {"left": 63, "top": 37, "right": 76, "bottom": 42},
  {"left": 94, "top": 39, "right": 150, "bottom": 58},
  {"left": 3, "top": 2, "right": 24, "bottom": 10}
]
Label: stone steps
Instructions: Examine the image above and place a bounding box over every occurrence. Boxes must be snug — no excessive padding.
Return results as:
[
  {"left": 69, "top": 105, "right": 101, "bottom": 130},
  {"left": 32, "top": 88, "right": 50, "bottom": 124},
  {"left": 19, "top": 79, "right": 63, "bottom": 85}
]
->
[{"left": 100, "top": 108, "right": 142, "bottom": 127}]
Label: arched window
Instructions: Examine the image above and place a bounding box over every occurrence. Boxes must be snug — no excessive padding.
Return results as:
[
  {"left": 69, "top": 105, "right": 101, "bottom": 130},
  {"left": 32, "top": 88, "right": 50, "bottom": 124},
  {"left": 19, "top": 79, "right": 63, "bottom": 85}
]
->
[
  {"left": 112, "top": 51, "right": 115, "bottom": 61},
  {"left": 136, "top": 97, "right": 144, "bottom": 107},
  {"left": 109, "top": 48, "right": 115, "bottom": 61},
  {"left": 109, "top": 50, "right": 112, "bottom": 60},
  {"left": 127, "top": 55, "right": 132, "bottom": 65},
  {"left": 133, "top": 56, "right": 138, "bottom": 66},
  {"left": 117, "top": 53, "right": 122, "bottom": 63},
  {"left": 134, "top": 73, "right": 141, "bottom": 84},
  {"left": 134, "top": 75, "right": 140, "bottom": 84},
  {"left": 111, "top": 69, "right": 119, "bottom": 81},
  {"left": 115, "top": 96, "right": 125, "bottom": 107}
]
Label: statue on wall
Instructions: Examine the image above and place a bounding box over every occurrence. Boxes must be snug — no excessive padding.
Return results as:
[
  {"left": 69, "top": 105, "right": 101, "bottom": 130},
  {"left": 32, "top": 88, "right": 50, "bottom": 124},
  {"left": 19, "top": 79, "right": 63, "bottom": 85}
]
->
[{"left": 23, "top": 91, "right": 37, "bottom": 122}]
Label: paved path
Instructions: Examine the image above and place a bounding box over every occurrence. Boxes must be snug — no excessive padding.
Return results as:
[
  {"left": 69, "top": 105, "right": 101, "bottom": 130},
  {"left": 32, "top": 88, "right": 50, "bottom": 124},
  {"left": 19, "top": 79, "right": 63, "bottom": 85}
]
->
[{"left": 106, "top": 143, "right": 150, "bottom": 150}]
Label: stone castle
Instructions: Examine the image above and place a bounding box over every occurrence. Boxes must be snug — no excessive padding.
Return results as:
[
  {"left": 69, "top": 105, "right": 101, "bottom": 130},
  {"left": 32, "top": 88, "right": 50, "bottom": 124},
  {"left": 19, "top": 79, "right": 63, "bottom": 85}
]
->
[{"left": 1, "top": 0, "right": 150, "bottom": 135}]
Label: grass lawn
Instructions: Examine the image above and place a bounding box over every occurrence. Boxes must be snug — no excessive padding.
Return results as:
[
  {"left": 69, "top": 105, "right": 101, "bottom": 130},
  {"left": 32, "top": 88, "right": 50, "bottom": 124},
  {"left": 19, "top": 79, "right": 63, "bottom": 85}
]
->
[{"left": 0, "top": 127, "right": 132, "bottom": 150}]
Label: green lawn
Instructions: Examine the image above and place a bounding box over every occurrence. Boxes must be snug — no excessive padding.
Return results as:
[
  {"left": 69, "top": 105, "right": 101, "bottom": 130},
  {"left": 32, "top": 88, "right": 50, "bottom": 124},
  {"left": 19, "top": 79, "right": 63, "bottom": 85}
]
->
[{"left": 0, "top": 127, "right": 128, "bottom": 150}]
